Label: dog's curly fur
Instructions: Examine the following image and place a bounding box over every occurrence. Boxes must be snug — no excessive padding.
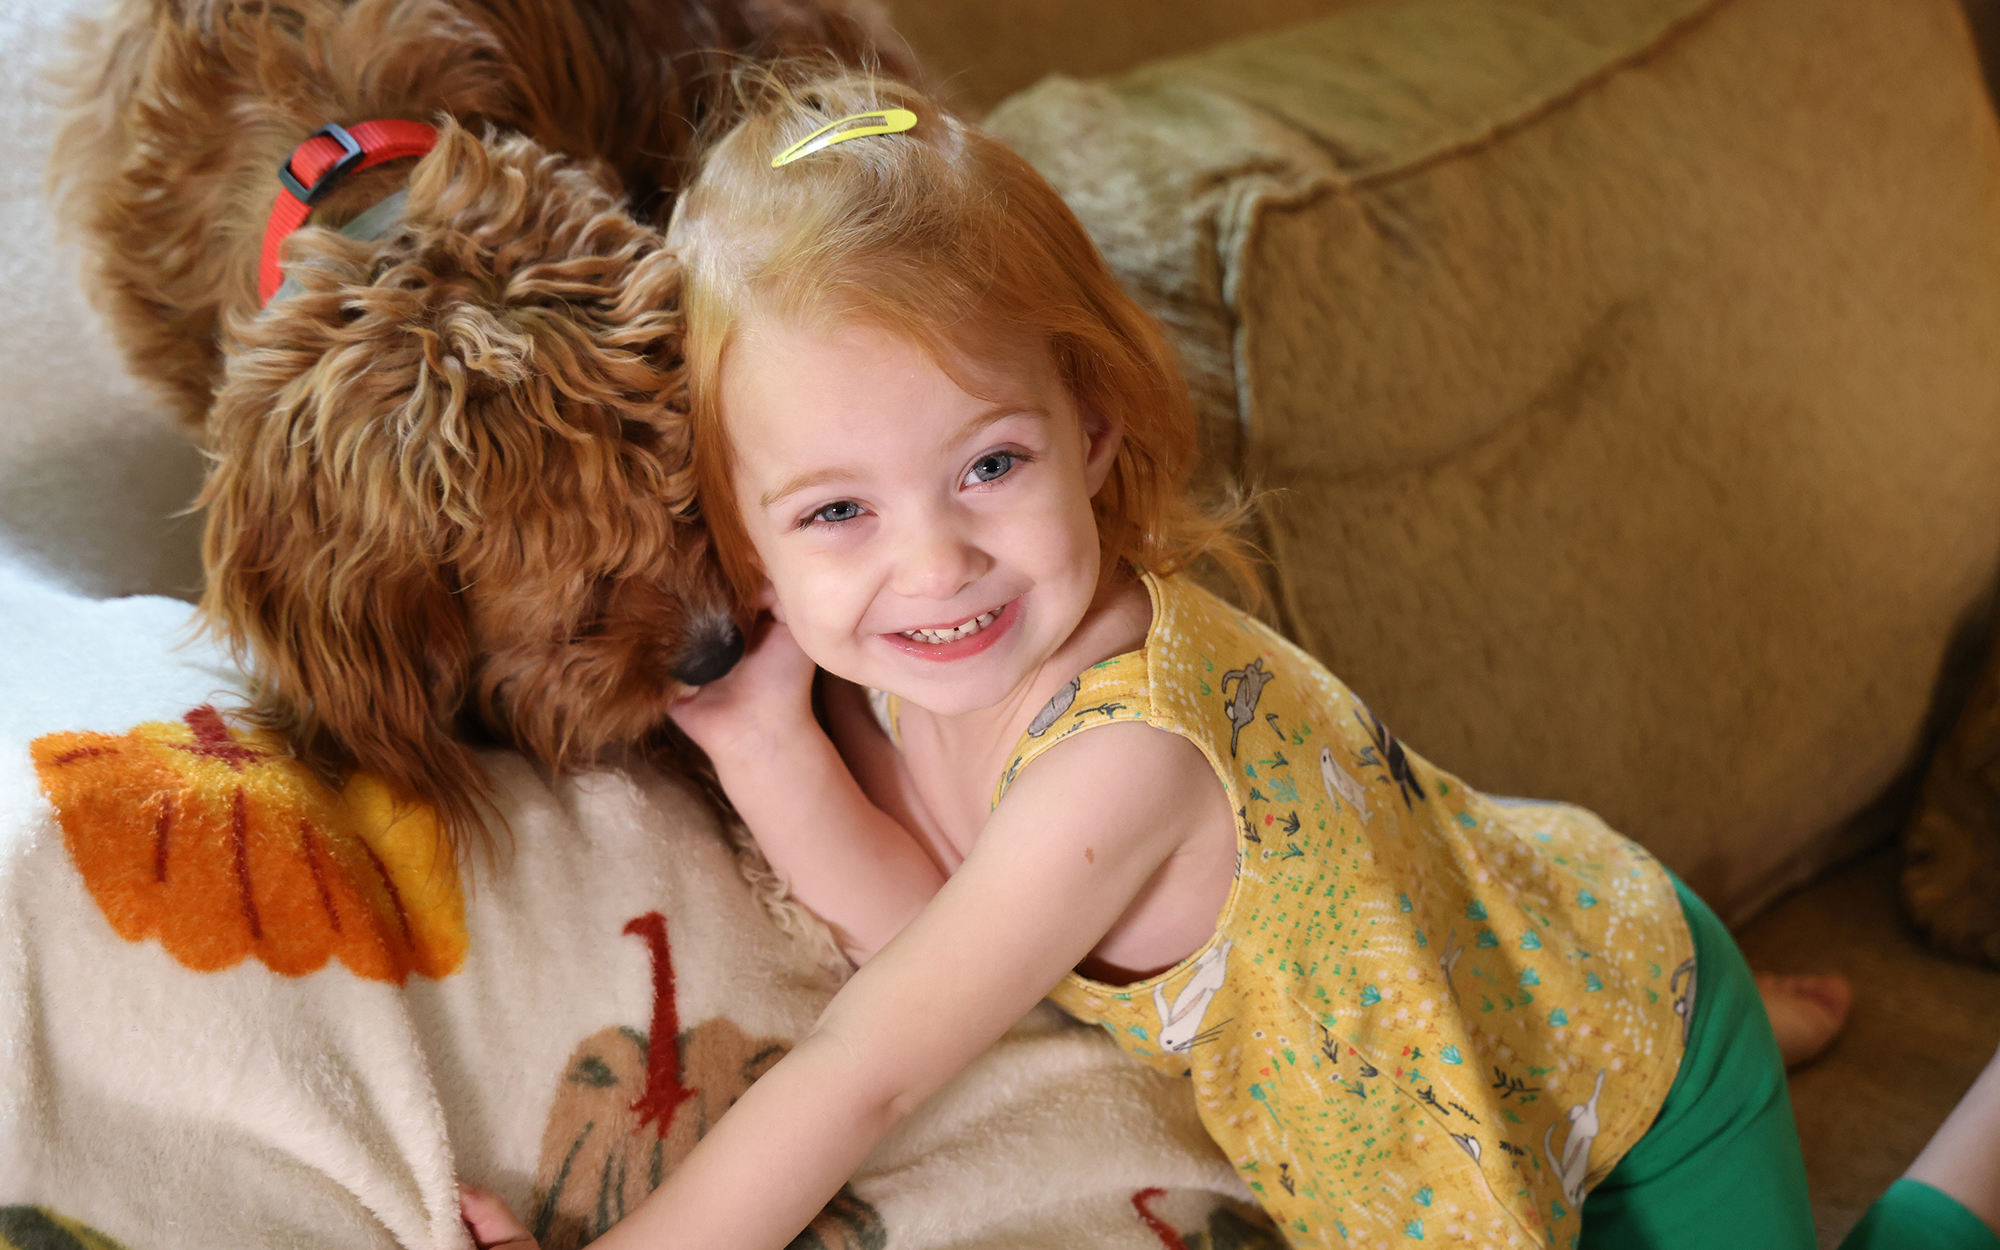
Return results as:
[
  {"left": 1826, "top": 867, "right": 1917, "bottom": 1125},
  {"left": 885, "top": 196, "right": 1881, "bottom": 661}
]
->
[{"left": 51, "top": 0, "right": 911, "bottom": 846}]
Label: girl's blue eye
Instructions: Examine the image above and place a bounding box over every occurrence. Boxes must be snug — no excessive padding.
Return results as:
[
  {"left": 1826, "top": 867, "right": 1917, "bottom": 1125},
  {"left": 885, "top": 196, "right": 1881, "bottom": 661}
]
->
[
  {"left": 809, "top": 500, "right": 864, "bottom": 526},
  {"left": 966, "top": 452, "right": 1018, "bottom": 485}
]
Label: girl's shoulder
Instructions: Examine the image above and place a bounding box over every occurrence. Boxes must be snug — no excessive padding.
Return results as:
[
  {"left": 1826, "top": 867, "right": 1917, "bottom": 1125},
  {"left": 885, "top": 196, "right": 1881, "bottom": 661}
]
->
[
  {"left": 1019, "top": 573, "right": 1348, "bottom": 755},
  {"left": 988, "top": 571, "right": 1312, "bottom": 810}
]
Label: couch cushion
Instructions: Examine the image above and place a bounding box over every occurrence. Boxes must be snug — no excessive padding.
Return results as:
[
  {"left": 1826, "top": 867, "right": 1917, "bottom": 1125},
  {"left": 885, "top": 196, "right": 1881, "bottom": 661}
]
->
[
  {"left": 877, "top": 0, "right": 1362, "bottom": 114},
  {"left": 988, "top": 0, "right": 2000, "bottom": 920}
]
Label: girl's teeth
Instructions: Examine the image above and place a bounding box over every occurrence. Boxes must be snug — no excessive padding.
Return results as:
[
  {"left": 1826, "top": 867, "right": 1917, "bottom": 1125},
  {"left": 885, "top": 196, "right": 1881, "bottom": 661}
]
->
[{"left": 902, "top": 609, "right": 998, "bottom": 645}]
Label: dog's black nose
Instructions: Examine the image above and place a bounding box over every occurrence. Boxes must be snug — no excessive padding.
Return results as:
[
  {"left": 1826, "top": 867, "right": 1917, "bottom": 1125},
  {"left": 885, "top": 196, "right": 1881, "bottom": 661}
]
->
[{"left": 668, "top": 615, "right": 745, "bottom": 686}]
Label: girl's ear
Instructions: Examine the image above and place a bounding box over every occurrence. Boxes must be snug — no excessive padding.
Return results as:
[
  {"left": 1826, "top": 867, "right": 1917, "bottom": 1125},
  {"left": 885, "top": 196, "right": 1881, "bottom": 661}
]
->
[
  {"left": 760, "top": 578, "right": 786, "bottom": 623},
  {"left": 1081, "top": 405, "right": 1126, "bottom": 496}
]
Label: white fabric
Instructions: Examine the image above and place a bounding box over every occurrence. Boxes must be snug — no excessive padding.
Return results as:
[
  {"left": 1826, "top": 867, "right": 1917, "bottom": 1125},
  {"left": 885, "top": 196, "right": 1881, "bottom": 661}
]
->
[
  {"left": 0, "top": 556, "right": 1258, "bottom": 1248},
  {"left": 0, "top": 0, "right": 207, "bottom": 603}
]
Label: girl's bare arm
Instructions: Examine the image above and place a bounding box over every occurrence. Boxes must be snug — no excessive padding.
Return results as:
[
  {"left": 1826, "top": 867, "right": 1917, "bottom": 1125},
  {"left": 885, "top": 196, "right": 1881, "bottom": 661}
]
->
[
  {"left": 584, "top": 718, "right": 1222, "bottom": 1250},
  {"left": 669, "top": 618, "right": 944, "bottom": 961}
]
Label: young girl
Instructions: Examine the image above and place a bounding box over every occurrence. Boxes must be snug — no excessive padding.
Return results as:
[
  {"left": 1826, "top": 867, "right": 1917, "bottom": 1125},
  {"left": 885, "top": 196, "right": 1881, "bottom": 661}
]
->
[{"left": 462, "top": 72, "right": 2000, "bottom": 1250}]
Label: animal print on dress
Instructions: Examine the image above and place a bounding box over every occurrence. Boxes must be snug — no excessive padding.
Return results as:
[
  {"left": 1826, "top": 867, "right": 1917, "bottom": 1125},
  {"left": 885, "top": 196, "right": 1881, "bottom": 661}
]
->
[{"left": 1010, "top": 575, "right": 1694, "bottom": 1249}]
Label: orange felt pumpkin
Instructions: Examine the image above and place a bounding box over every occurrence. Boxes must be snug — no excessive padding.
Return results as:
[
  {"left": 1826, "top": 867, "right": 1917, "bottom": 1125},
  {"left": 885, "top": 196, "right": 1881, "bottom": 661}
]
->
[{"left": 31, "top": 705, "right": 466, "bottom": 983}]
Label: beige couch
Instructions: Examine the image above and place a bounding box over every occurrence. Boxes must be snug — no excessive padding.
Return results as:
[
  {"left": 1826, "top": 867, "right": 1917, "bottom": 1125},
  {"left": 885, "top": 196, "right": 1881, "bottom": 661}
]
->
[{"left": 882, "top": 0, "right": 2000, "bottom": 1241}]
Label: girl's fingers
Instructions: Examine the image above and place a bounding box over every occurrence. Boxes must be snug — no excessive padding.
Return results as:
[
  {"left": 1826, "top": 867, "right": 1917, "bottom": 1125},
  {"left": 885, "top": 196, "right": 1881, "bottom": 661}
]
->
[
  {"left": 667, "top": 615, "right": 815, "bottom": 739},
  {"left": 459, "top": 1183, "right": 539, "bottom": 1250}
]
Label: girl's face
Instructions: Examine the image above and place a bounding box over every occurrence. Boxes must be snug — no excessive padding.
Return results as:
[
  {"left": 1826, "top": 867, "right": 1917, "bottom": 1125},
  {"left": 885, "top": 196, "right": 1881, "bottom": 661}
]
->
[{"left": 720, "top": 312, "right": 1122, "bottom": 717}]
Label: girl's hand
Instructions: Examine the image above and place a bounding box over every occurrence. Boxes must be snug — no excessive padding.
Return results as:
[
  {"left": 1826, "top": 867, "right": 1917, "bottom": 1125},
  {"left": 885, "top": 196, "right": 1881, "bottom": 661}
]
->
[
  {"left": 669, "top": 614, "right": 821, "bottom": 765},
  {"left": 459, "top": 1183, "right": 538, "bottom": 1249}
]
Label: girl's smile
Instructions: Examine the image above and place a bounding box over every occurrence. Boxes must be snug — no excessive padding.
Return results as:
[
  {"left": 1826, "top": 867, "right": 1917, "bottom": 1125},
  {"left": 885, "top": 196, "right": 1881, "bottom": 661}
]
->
[
  {"left": 720, "top": 310, "right": 1123, "bottom": 719},
  {"left": 886, "top": 598, "right": 1016, "bottom": 657}
]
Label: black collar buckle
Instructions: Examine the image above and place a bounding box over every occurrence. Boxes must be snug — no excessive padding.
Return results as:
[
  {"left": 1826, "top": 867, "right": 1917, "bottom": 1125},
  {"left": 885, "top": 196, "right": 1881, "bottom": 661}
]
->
[{"left": 277, "top": 123, "right": 365, "bottom": 205}]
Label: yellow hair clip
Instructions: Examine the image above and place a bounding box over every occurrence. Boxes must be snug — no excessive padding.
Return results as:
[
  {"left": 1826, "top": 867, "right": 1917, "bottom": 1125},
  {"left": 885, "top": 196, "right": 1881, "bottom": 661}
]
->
[{"left": 770, "top": 108, "right": 918, "bottom": 168}]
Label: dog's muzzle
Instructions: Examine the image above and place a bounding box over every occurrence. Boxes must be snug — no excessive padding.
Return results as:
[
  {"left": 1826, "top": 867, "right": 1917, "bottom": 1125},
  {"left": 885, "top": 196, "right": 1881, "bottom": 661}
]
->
[{"left": 669, "top": 614, "right": 745, "bottom": 686}]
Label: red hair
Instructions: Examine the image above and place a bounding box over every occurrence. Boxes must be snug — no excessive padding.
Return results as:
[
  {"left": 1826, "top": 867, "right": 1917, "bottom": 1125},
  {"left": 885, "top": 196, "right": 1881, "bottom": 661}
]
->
[{"left": 667, "top": 69, "right": 1256, "bottom": 608}]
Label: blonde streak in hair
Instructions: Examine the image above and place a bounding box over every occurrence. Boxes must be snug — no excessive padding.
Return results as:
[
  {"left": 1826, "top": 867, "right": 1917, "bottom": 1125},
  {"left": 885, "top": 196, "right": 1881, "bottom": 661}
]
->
[
  {"left": 679, "top": 249, "right": 761, "bottom": 612},
  {"left": 688, "top": 200, "right": 806, "bottom": 614}
]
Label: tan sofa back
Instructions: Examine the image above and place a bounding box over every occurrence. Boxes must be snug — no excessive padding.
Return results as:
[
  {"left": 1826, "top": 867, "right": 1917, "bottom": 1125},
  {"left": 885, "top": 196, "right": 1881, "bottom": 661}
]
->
[
  {"left": 987, "top": 0, "right": 2000, "bottom": 919},
  {"left": 879, "top": 0, "right": 1359, "bottom": 114}
]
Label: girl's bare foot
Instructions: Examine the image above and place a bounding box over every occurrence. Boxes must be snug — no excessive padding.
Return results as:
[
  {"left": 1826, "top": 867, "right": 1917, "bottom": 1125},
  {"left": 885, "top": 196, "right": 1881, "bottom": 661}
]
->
[{"left": 1754, "top": 972, "right": 1853, "bottom": 1068}]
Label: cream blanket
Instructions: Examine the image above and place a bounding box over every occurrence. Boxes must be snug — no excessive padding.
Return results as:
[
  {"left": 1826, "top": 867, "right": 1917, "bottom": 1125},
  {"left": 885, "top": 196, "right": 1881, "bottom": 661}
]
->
[{"left": 0, "top": 558, "right": 1276, "bottom": 1250}]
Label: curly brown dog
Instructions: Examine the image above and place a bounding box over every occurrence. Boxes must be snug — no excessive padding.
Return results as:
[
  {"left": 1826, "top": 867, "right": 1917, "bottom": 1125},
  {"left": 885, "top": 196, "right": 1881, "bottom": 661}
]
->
[{"left": 51, "top": 0, "right": 912, "bottom": 844}]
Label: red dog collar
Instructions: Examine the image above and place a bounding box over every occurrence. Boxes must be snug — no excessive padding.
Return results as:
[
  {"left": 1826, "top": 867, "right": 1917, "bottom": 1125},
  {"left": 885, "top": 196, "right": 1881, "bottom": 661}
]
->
[{"left": 258, "top": 120, "right": 438, "bottom": 305}]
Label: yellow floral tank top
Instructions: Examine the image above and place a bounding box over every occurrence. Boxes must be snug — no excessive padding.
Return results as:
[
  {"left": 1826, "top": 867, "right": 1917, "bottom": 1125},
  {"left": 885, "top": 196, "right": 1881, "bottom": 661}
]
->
[{"left": 991, "top": 574, "right": 1695, "bottom": 1249}]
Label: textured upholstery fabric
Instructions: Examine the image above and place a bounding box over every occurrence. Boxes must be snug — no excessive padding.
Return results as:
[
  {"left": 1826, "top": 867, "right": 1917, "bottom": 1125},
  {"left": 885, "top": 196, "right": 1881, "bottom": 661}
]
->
[
  {"left": 987, "top": 0, "right": 2000, "bottom": 922},
  {"left": 877, "top": 0, "right": 1362, "bottom": 114}
]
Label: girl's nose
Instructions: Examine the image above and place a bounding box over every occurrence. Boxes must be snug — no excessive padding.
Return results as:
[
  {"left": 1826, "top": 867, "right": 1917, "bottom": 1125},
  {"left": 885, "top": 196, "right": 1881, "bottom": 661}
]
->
[{"left": 892, "top": 511, "right": 991, "bottom": 601}]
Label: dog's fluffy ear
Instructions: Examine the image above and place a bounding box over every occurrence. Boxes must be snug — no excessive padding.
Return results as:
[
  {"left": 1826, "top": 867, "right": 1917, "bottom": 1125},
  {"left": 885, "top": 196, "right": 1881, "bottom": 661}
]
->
[
  {"left": 202, "top": 462, "right": 490, "bottom": 841},
  {"left": 201, "top": 121, "right": 698, "bottom": 850}
]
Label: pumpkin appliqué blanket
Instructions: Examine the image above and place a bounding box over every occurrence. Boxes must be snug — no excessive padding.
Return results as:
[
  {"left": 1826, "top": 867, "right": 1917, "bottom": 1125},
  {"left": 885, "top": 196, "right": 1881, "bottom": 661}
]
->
[{"left": 0, "top": 561, "right": 1279, "bottom": 1250}]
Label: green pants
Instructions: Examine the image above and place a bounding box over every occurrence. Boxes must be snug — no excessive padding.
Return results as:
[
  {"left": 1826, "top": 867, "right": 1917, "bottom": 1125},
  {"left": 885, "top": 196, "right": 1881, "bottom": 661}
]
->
[{"left": 1578, "top": 878, "right": 1998, "bottom": 1250}]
